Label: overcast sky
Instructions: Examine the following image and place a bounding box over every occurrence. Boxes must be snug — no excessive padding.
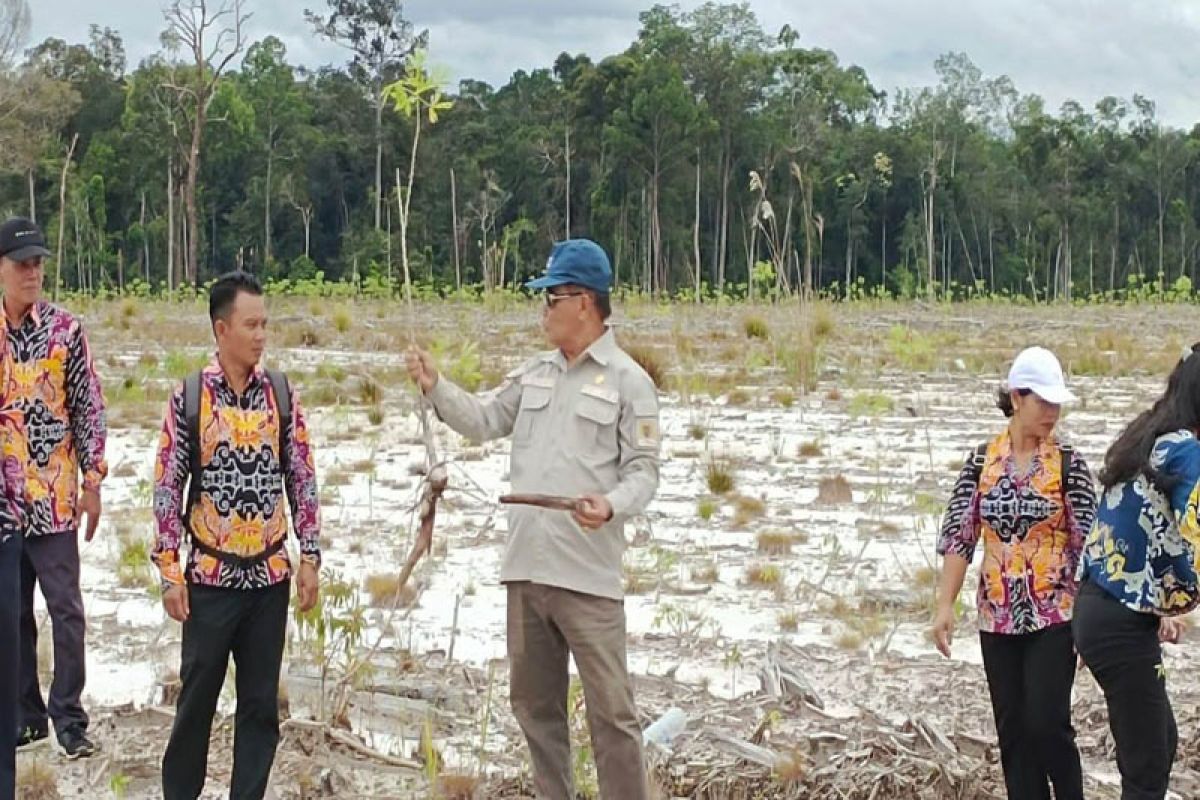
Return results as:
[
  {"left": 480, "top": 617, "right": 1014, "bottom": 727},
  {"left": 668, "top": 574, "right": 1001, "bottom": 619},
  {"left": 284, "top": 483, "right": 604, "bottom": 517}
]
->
[{"left": 27, "top": 0, "right": 1200, "bottom": 128}]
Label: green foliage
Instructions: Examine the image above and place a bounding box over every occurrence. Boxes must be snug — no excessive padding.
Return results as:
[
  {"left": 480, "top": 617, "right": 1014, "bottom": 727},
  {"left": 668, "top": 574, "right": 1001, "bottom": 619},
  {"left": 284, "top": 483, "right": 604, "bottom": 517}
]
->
[
  {"left": 430, "top": 339, "right": 483, "bottom": 392},
  {"left": 567, "top": 678, "right": 599, "bottom": 799},
  {"left": 162, "top": 349, "right": 210, "bottom": 380},
  {"left": 13, "top": 6, "right": 1200, "bottom": 305},
  {"left": 109, "top": 773, "right": 133, "bottom": 799},
  {"left": 848, "top": 392, "right": 894, "bottom": 418},
  {"left": 885, "top": 326, "right": 937, "bottom": 371},
  {"left": 705, "top": 457, "right": 736, "bottom": 494}
]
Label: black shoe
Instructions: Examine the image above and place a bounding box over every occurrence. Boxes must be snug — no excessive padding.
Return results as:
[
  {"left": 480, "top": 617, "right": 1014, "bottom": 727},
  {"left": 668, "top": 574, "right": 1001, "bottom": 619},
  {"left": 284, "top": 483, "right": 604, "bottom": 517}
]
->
[
  {"left": 16, "top": 725, "right": 48, "bottom": 748},
  {"left": 58, "top": 727, "right": 95, "bottom": 759}
]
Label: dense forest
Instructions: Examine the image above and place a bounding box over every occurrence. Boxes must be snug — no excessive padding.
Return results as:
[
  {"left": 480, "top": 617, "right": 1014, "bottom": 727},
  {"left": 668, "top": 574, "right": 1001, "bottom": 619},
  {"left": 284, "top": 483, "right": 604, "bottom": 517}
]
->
[{"left": 1, "top": 0, "right": 1197, "bottom": 300}]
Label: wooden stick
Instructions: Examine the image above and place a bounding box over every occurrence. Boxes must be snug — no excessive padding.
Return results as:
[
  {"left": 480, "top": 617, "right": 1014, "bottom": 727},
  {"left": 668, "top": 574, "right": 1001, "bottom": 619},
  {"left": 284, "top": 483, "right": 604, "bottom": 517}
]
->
[
  {"left": 283, "top": 718, "right": 422, "bottom": 770},
  {"left": 499, "top": 493, "right": 582, "bottom": 511}
]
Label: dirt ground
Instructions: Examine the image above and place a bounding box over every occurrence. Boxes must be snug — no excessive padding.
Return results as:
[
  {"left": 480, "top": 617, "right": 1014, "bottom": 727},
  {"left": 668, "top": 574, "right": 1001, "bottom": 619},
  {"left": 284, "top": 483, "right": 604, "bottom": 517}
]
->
[{"left": 14, "top": 296, "right": 1200, "bottom": 799}]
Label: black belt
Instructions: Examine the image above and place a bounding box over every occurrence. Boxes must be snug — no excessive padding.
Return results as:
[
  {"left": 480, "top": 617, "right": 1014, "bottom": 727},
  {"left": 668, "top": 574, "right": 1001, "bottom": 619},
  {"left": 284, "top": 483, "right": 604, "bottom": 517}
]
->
[{"left": 189, "top": 535, "right": 285, "bottom": 568}]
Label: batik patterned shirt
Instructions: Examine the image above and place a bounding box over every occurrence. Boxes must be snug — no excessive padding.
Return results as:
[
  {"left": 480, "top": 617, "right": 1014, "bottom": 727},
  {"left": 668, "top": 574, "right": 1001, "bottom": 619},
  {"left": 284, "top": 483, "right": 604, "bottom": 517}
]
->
[
  {"left": 4, "top": 300, "right": 107, "bottom": 537},
  {"left": 938, "top": 431, "right": 1096, "bottom": 634},
  {"left": 1080, "top": 430, "right": 1200, "bottom": 615},
  {"left": 0, "top": 331, "right": 27, "bottom": 543},
  {"left": 152, "top": 358, "right": 321, "bottom": 590}
]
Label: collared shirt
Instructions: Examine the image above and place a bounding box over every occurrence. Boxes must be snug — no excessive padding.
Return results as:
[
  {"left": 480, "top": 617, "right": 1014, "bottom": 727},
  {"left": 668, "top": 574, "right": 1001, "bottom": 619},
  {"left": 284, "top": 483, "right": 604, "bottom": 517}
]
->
[
  {"left": 4, "top": 300, "right": 107, "bottom": 537},
  {"left": 938, "top": 431, "right": 1096, "bottom": 634},
  {"left": 0, "top": 331, "right": 26, "bottom": 543},
  {"left": 1080, "top": 430, "right": 1200, "bottom": 616},
  {"left": 428, "top": 328, "right": 661, "bottom": 600},
  {"left": 152, "top": 357, "right": 321, "bottom": 590}
]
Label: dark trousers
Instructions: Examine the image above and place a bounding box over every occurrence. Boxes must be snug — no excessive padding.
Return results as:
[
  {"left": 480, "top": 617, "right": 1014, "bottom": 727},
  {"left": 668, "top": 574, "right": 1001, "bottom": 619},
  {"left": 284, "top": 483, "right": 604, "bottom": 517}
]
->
[
  {"left": 1073, "top": 580, "right": 1178, "bottom": 800},
  {"left": 162, "top": 580, "right": 290, "bottom": 800},
  {"left": 0, "top": 534, "right": 22, "bottom": 800},
  {"left": 980, "top": 622, "right": 1083, "bottom": 800},
  {"left": 19, "top": 530, "right": 88, "bottom": 739}
]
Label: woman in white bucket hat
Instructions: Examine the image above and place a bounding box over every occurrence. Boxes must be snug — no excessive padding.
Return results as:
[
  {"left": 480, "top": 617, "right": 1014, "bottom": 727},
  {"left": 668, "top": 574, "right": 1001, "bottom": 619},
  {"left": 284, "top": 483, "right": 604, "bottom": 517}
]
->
[{"left": 932, "top": 346, "right": 1096, "bottom": 800}]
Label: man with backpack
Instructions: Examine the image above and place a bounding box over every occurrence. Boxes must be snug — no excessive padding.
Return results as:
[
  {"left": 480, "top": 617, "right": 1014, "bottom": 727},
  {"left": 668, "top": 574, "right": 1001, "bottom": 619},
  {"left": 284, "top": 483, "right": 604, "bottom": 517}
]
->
[{"left": 152, "top": 271, "right": 322, "bottom": 800}]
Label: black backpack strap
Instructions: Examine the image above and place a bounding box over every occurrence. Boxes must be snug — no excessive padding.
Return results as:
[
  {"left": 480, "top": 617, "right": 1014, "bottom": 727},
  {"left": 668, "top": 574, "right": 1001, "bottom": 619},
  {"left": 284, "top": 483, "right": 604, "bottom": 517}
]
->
[
  {"left": 265, "top": 368, "right": 292, "bottom": 479},
  {"left": 183, "top": 370, "right": 203, "bottom": 517},
  {"left": 971, "top": 442, "right": 988, "bottom": 471},
  {"left": 1059, "top": 444, "right": 1074, "bottom": 507}
]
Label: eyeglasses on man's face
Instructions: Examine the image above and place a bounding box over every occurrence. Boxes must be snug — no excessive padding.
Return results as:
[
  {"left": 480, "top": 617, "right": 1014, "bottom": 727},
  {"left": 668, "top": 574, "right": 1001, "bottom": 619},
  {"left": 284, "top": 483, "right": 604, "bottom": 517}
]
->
[{"left": 544, "top": 291, "right": 587, "bottom": 308}]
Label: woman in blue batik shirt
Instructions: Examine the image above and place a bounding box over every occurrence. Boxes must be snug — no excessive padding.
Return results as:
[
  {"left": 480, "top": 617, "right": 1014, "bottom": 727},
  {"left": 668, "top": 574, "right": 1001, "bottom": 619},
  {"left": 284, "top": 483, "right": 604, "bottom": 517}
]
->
[{"left": 1074, "top": 344, "right": 1200, "bottom": 800}]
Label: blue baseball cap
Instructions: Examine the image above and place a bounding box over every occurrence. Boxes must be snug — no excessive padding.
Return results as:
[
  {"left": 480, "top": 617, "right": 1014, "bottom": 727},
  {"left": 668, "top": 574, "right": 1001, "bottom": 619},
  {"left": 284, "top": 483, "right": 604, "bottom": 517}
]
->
[{"left": 525, "top": 239, "right": 612, "bottom": 294}]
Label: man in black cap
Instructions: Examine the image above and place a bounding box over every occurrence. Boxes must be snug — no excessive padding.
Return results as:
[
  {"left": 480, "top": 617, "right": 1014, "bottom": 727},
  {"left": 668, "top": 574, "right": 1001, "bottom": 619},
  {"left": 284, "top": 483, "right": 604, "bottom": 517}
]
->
[
  {"left": 0, "top": 217, "right": 108, "bottom": 759},
  {"left": 0, "top": 220, "right": 33, "bottom": 799},
  {"left": 405, "top": 239, "right": 661, "bottom": 799}
]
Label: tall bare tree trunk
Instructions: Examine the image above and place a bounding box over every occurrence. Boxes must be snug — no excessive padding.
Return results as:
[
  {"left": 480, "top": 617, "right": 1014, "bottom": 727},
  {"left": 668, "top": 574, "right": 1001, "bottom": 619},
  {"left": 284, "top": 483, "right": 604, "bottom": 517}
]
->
[
  {"left": 74, "top": 216, "right": 83, "bottom": 291},
  {"left": 564, "top": 125, "right": 571, "bottom": 238},
  {"left": 53, "top": 134, "right": 78, "bottom": 301},
  {"left": 185, "top": 105, "right": 203, "bottom": 285},
  {"left": 693, "top": 148, "right": 701, "bottom": 302},
  {"left": 396, "top": 105, "right": 424, "bottom": 300},
  {"left": 1110, "top": 203, "right": 1119, "bottom": 291},
  {"left": 924, "top": 186, "right": 936, "bottom": 297},
  {"left": 1088, "top": 234, "right": 1094, "bottom": 296},
  {"left": 988, "top": 217, "right": 995, "bottom": 292},
  {"left": 167, "top": 156, "right": 175, "bottom": 292},
  {"left": 880, "top": 189, "right": 888, "bottom": 293},
  {"left": 27, "top": 169, "right": 35, "bottom": 222},
  {"left": 385, "top": 196, "right": 393, "bottom": 283},
  {"left": 374, "top": 83, "right": 383, "bottom": 230},
  {"left": 181, "top": 189, "right": 189, "bottom": 286},
  {"left": 718, "top": 135, "right": 731, "bottom": 292},
  {"left": 140, "top": 191, "right": 150, "bottom": 282},
  {"left": 264, "top": 137, "right": 273, "bottom": 266},
  {"left": 450, "top": 168, "right": 461, "bottom": 290},
  {"left": 163, "top": 0, "right": 248, "bottom": 282}
]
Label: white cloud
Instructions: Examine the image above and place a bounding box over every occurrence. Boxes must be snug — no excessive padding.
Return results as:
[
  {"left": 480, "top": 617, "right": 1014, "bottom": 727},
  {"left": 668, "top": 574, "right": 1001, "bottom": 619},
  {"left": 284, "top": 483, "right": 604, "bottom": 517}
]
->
[{"left": 26, "top": 0, "right": 1200, "bottom": 127}]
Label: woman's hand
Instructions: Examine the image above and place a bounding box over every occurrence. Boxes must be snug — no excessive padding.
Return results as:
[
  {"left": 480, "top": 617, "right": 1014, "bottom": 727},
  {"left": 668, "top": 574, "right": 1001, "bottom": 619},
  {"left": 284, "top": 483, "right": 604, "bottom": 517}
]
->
[
  {"left": 1159, "top": 616, "right": 1185, "bottom": 644},
  {"left": 932, "top": 605, "right": 957, "bottom": 658}
]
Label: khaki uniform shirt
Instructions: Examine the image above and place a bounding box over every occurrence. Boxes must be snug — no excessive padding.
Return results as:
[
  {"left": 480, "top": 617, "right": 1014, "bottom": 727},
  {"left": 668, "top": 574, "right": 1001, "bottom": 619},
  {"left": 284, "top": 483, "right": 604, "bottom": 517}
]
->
[{"left": 428, "top": 328, "right": 660, "bottom": 599}]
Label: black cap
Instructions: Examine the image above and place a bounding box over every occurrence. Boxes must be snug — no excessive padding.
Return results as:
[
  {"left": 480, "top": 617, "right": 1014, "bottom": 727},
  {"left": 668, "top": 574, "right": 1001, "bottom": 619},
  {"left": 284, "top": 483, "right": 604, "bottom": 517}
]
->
[{"left": 0, "top": 217, "right": 51, "bottom": 262}]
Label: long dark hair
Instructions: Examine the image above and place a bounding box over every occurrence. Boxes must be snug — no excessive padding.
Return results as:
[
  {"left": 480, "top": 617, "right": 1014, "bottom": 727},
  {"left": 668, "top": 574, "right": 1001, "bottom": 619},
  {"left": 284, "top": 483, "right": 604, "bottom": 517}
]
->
[{"left": 1100, "top": 342, "right": 1200, "bottom": 490}]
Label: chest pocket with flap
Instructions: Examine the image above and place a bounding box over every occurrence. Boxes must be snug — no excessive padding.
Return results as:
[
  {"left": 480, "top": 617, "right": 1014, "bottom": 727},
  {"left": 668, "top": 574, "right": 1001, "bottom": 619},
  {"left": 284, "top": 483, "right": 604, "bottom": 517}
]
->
[
  {"left": 575, "top": 384, "right": 620, "bottom": 453},
  {"left": 515, "top": 379, "right": 553, "bottom": 444}
]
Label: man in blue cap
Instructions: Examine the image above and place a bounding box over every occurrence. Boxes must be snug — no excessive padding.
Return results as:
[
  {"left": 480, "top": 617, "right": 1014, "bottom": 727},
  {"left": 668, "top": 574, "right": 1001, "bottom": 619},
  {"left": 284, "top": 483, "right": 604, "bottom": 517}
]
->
[{"left": 406, "top": 238, "right": 661, "bottom": 799}]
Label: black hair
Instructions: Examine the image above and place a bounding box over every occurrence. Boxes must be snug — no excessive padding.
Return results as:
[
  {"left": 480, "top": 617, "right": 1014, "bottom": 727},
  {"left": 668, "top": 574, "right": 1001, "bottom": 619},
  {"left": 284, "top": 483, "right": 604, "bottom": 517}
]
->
[
  {"left": 209, "top": 271, "right": 263, "bottom": 325},
  {"left": 1100, "top": 342, "right": 1200, "bottom": 490},
  {"left": 996, "top": 386, "right": 1032, "bottom": 418},
  {"left": 591, "top": 290, "right": 612, "bottom": 321}
]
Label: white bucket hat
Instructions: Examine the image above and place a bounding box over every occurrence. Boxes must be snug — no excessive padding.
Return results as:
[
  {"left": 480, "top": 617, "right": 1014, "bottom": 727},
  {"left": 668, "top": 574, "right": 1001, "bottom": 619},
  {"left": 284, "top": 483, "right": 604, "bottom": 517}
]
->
[{"left": 1007, "top": 346, "right": 1077, "bottom": 405}]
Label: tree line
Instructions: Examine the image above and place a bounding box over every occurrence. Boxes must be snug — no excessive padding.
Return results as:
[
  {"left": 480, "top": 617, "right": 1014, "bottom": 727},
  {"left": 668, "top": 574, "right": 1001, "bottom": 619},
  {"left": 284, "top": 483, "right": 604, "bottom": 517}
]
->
[{"left": 1, "top": 0, "right": 1197, "bottom": 300}]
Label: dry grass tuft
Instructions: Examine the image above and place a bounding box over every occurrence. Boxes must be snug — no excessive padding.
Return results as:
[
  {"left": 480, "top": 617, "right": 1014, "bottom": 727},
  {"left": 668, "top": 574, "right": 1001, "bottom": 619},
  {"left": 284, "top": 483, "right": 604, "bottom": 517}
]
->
[
  {"left": 745, "top": 562, "right": 782, "bottom": 586},
  {"left": 363, "top": 574, "right": 418, "bottom": 607},
  {"left": 816, "top": 474, "right": 854, "bottom": 505}
]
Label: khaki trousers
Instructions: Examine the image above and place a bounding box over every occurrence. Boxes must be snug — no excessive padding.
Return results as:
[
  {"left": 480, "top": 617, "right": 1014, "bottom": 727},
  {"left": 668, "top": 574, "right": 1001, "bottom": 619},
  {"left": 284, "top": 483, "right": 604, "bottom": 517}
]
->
[{"left": 507, "top": 581, "right": 647, "bottom": 800}]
